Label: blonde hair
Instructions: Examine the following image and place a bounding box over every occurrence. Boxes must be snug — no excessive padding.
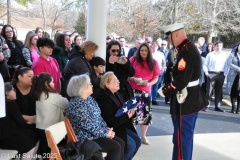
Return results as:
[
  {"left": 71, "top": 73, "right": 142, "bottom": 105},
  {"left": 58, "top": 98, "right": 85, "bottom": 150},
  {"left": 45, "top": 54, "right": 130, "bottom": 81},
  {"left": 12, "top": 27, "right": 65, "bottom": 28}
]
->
[
  {"left": 25, "top": 32, "right": 38, "bottom": 51},
  {"left": 100, "top": 71, "right": 114, "bottom": 89},
  {"left": 80, "top": 41, "right": 99, "bottom": 55}
]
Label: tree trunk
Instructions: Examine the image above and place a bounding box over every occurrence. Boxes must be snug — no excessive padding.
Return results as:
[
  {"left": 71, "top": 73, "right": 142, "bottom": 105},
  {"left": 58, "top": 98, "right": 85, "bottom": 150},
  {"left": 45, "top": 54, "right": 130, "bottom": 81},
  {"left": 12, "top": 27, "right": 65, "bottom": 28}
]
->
[
  {"left": 40, "top": 0, "right": 46, "bottom": 30},
  {"left": 207, "top": 29, "right": 213, "bottom": 43},
  {"left": 7, "top": 0, "right": 11, "bottom": 25}
]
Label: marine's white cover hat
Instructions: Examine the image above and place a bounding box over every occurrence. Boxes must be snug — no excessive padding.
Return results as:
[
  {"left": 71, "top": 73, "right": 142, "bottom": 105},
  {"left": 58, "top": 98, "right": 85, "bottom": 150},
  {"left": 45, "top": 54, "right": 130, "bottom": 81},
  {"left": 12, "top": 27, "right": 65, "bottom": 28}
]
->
[
  {"left": 161, "top": 23, "right": 184, "bottom": 34},
  {"left": 161, "top": 23, "right": 184, "bottom": 39}
]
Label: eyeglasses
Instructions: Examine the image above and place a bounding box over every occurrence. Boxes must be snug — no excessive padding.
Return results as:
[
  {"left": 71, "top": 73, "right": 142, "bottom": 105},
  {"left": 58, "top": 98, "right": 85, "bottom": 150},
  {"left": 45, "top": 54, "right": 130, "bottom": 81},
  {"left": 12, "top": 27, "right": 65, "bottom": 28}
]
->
[
  {"left": 162, "top": 44, "right": 167, "bottom": 46},
  {"left": 111, "top": 49, "right": 119, "bottom": 53},
  {"left": 5, "top": 30, "right": 13, "bottom": 33}
]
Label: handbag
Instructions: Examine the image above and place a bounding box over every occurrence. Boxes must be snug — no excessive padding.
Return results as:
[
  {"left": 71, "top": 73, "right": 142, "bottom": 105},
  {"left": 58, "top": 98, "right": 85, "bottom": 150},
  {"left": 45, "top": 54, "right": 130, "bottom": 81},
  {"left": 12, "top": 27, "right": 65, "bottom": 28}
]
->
[{"left": 59, "top": 142, "right": 84, "bottom": 160}]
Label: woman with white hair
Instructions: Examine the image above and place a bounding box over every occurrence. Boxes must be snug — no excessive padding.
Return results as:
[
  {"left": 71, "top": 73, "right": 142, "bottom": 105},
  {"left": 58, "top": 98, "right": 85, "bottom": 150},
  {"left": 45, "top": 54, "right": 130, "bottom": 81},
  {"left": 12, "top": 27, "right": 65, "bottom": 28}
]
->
[{"left": 66, "top": 74, "right": 124, "bottom": 160}]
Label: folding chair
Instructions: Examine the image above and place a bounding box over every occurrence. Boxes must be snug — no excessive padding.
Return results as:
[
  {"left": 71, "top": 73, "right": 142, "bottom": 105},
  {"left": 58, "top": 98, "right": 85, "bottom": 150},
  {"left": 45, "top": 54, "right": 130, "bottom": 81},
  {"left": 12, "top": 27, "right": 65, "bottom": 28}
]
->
[
  {"left": 45, "top": 121, "right": 67, "bottom": 160},
  {"left": 64, "top": 117, "right": 78, "bottom": 143}
]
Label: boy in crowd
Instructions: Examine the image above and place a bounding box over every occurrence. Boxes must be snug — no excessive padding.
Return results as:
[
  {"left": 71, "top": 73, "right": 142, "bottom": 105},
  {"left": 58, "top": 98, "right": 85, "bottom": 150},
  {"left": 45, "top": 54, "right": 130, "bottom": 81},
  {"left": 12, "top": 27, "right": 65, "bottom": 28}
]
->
[
  {"left": 89, "top": 56, "right": 106, "bottom": 99},
  {"left": 32, "top": 38, "right": 62, "bottom": 92}
]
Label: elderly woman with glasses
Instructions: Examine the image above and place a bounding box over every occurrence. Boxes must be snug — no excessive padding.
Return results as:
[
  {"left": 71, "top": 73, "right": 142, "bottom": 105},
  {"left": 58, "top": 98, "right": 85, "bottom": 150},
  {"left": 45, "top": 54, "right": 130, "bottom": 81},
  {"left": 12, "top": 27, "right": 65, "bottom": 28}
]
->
[
  {"left": 106, "top": 40, "right": 135, "bottom": 102},
  {"left": 66, "top": 74, "right": 124, "bottom": 160},
  {"left": 96, "top": 71, "right": 141, "bottom": 160}
]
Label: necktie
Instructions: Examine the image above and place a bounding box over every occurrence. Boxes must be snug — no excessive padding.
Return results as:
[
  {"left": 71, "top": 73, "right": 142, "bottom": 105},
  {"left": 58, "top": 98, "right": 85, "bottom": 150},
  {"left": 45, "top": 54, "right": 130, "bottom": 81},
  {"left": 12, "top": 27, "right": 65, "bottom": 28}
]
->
[{"left": 121, "top": 48, "right": 125, "bottom": 56}]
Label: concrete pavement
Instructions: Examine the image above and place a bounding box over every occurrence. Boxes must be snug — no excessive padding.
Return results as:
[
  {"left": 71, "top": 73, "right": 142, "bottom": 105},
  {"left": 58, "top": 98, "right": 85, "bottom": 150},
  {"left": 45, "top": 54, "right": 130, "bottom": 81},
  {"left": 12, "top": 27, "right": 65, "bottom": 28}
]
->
[{"left": 133, "top": 133, "right": 240, "bottom": 160}]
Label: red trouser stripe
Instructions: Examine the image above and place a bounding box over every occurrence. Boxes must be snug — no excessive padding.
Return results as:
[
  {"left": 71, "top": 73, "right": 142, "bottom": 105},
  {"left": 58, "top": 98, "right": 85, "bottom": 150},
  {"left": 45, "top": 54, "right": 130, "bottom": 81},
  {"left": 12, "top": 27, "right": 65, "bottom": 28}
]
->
[{"left": 177, "top": 116, "right": 182, "bottom": 160}]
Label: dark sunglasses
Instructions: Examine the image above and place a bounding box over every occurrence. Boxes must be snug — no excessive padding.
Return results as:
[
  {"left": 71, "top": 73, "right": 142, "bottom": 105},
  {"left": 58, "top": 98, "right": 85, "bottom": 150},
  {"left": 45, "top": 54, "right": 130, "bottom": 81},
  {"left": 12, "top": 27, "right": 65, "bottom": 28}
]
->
[
  {"left": 111, "top": 49, "right": 119, "bottom": 53},
  {"left": 162, "top": 44, "right": 167, "bottom": 46}
]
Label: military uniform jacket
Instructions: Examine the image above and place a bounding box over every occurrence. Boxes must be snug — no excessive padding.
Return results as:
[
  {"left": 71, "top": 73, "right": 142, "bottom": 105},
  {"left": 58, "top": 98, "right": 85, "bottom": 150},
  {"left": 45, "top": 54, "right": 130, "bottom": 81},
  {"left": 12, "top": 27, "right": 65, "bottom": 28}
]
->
[{"left": 162, "top": 39, "right": 208, "bottom": 116}]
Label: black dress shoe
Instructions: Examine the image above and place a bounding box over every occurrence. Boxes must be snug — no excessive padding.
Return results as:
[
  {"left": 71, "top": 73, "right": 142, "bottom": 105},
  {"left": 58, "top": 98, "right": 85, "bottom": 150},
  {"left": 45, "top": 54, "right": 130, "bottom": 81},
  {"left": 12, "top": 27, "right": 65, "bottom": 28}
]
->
[
  {"left": 152, "top": 101, "right": 159, "bottom": 105},
  {"left": 203, "top": 107, "right": 209, "bottom": 112},
  {"left": 215, "top": 107, "right": 225, "bottom": 112}
]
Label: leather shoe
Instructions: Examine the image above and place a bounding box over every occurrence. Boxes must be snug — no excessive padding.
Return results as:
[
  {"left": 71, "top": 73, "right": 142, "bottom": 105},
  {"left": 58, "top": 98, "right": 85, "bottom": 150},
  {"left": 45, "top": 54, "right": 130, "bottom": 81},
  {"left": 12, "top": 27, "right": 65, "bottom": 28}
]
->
[
  {"left": 215, "top": 107, "right": 225, "bottom": 112},
  {"left": 152, "top": 101, "right": 159, "bottom": 105},
  {"left": 203, "top": 107, "right": 209, "bottom": 112}
]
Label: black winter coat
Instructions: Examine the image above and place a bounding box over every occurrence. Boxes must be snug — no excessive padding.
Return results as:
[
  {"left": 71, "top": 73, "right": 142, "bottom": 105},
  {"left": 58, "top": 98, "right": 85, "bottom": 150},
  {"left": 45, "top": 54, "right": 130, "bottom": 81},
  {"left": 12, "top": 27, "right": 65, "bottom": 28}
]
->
[
  {"left": 63, "top": 45, "right": 100, "bottom": 98},
  {"left": 96, "top": 89, "right": 137, "bottom": 153},
  {"left": 106, "top": 52, "right": 135, "bottom": 102}
]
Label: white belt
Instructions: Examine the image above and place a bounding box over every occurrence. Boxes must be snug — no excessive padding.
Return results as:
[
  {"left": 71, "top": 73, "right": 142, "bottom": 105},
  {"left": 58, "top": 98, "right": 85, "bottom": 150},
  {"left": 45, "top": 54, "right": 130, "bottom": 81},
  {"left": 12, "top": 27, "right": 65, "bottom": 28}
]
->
[{"left": 187, "top": 79, "right": 199, "bottom": 87}]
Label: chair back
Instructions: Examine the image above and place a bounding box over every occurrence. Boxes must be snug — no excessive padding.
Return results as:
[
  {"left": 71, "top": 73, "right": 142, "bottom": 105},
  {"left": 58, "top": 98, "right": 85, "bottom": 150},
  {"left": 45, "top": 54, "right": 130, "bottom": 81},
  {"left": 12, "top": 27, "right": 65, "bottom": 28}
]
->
[
  {"left": 64, "top": 117, "right": 78, "bottom": 143},
  {"left": 46, "top": 121, "right": 67, "bottom": 144},
  {"left": 45, "top": 121, "right": 67, "bottom": 160}
]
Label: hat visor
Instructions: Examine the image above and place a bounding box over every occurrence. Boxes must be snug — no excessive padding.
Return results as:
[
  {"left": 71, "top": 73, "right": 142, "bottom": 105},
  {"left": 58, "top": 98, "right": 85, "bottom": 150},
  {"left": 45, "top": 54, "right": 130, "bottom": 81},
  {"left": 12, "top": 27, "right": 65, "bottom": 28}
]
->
[
  {"left": 163, "top": 31, "right": 172, "bottom": 40},
  {"left": 163, "top": 34, "right": 169, "bottom": 40}
]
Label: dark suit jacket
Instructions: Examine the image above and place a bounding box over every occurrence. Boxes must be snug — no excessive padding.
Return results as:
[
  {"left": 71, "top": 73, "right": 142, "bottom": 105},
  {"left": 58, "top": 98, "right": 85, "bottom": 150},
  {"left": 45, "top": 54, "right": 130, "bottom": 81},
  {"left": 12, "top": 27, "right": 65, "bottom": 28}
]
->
[{"left": 96, "top": 89, "right": 136, "bottom": 153}]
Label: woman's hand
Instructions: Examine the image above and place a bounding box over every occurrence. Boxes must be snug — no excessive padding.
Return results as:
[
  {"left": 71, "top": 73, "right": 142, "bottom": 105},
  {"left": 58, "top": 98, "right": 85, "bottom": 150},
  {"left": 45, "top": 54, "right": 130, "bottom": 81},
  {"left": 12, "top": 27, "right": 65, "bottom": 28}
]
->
[
  {"left": 0, "top": 52, "right": 4, "bottom": 61},
  {"left": 23, "top": 115, "right": 36, "bottom": 124},
  {"left": 3, "top": 43, "right": 8, "bottom": 49},
  {"left": 106, "top": 128, "right": 115, "bottom": 139},
  {"left": 118, "top": 56, "right": 128, "bottom": 64},
  {"left": 127, "top": 109, "right": 135, "bottom": 118}
]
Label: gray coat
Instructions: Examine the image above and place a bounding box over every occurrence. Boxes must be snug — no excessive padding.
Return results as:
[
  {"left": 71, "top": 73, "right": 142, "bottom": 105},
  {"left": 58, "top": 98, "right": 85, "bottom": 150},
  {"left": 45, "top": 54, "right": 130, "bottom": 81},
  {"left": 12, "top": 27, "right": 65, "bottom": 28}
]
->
[{"left": 224, "top": 52, "right": 240, "bottom": 95}]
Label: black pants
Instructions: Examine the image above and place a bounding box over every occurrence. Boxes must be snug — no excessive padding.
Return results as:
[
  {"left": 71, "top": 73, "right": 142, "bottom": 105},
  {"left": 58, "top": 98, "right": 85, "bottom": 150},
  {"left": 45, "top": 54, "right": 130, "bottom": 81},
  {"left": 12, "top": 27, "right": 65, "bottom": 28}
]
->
[
  {"left": 164, "top": 69, "right": 172, "bottom": 103},
  {"left": 230, "top": 74, "right": 239, "bottom": 98},
  {"left": 93, "top": 136, "right": 124, "bottom": 160},
  {"left": 206, "top": 73, "right": 225, "bottom": 107}
]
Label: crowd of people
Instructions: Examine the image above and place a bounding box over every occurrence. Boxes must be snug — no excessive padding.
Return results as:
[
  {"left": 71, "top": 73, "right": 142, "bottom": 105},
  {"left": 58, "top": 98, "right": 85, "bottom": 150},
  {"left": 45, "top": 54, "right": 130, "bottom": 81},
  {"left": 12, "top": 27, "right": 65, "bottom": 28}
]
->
[{"left": 0, "top": 23, "right": 239, "bottom": 160}]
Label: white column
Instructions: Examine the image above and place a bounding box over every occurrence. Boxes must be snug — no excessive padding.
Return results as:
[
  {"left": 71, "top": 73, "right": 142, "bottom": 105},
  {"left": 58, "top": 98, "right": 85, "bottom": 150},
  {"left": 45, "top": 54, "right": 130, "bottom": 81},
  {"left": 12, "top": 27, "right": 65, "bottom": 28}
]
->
[
  {"left": 0, "top": 74, "right": 5, "bottom": 118},
  {"left": 86, "top": 0, "right": 107, "bottom": 59}
]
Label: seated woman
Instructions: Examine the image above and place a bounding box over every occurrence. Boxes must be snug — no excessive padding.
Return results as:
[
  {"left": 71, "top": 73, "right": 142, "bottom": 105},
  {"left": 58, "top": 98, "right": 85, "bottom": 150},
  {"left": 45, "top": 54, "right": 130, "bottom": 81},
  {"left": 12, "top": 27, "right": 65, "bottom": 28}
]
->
[
  {"left": 32, "top": 72, "right": 68, "bottom": 159},
  {"left": 96, "top": 71, "right": 141, "bottom": 160},
  {"left": 11, "top": 66, "right": 36, "bottom": 129},
  {"left": 0, "top": 83, "right": 38, "bottom": 157},
  {"left": 66, "top": 74, "right": 124, "bottom": 160}
]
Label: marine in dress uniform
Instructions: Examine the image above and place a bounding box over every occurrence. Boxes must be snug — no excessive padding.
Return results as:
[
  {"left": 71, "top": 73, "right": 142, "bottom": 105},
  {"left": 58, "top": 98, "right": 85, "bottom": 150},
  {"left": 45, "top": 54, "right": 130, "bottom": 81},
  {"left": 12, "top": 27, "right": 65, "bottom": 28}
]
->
[{"left": 159, "top": 23, "right": 208, "bottom": 160}]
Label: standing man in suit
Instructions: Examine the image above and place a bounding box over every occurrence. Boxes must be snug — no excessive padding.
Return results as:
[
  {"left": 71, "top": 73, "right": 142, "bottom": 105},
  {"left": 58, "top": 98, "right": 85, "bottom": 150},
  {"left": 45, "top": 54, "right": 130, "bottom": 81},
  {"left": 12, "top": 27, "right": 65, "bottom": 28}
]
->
[
  {"left": 119, "top": 37, "right": 129, "bottom": 57},
  {"left": 127, "top": 38, "right": 143, "bottom": 59},
  {"left": 159, "top": 23, "right": 208, "bottom": 160}
]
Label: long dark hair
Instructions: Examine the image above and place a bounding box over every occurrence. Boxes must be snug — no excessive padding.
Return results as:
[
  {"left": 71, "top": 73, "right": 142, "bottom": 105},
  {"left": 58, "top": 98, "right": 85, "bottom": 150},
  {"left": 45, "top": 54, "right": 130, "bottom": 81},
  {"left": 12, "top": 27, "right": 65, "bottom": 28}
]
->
[
  {"left": 233, "top": 43, "right": 240, "bottom": 57},
  {"left": 56, "top": 33, "right": 69, "bottom": 50},
  {"left": 11, "top": 66, "right": 32, "bottom": 84},
  {"left": 1, "top": 24, "right": 21, "bottom": 49},
  {"left": 106, "top": 40, "right": 122, "bottom": 60},
  {"left": 32, "top": 72, "right": 57, "bottom": 100},
  {"left": 134, "top": 43, "right": 155, "bottom": 71}
]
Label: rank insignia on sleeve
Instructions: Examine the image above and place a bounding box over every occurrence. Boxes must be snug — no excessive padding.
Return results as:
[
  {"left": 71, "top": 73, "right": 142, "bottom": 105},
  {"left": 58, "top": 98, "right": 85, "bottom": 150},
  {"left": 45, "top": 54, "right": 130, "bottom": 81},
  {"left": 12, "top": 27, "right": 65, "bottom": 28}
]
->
[{"left": 178, "top": 58, "right": 186, "bottom": 71}]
